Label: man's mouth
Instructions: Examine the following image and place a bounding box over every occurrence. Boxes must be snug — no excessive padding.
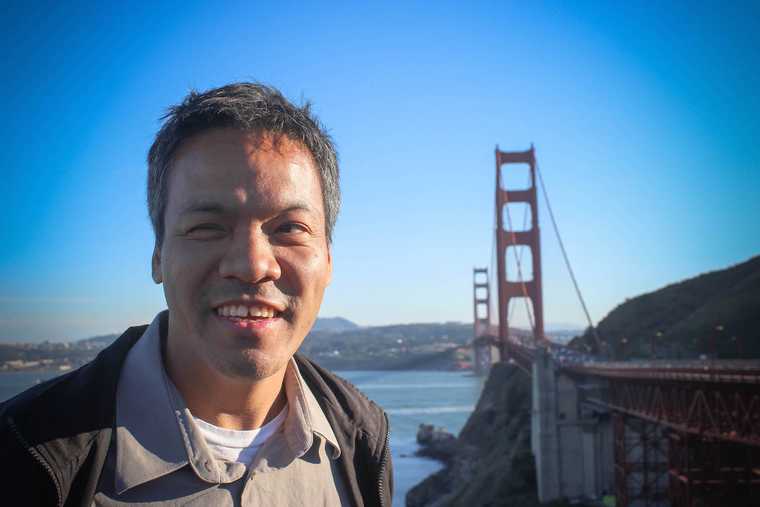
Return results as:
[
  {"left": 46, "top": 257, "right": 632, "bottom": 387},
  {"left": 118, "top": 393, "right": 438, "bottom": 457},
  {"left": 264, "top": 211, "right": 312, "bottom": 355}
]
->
[{"left": 215, "top": 303, "right": 281, "bottom": 320}]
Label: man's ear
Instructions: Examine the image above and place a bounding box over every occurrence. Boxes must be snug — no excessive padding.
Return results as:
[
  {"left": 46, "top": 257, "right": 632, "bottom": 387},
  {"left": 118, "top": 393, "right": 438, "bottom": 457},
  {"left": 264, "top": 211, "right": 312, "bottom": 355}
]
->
[
  {"left": 151, "top": 244, "right": 163, "bottom": 284},
  {"left": 326, "top": 247, "right": 332, "bottom": 286}
]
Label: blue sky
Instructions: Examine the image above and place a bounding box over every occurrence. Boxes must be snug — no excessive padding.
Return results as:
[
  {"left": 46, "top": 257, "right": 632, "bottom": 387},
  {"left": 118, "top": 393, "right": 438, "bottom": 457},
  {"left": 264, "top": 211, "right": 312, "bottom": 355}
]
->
[{"left": 2, "top": 1, "right": 759, "bottom": 341}]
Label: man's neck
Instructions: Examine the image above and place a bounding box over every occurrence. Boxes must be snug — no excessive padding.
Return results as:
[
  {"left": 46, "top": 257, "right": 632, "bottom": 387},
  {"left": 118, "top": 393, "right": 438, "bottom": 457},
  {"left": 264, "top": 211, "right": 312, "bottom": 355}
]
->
[{"left": 164, "top": 338, "right": 288, "bottom": 431}]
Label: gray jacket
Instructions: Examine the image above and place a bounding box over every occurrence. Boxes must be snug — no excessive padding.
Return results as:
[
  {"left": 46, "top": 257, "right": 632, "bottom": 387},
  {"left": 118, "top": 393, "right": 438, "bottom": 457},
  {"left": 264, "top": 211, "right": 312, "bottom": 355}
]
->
[{"left": 0, "top": 321, "right": 393, "bottom": 506}]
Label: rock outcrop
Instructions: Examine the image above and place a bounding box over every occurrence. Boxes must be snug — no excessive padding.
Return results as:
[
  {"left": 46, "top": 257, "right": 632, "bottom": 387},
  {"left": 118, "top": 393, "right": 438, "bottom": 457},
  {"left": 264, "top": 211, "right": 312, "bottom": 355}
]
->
[
  {"left": 407, "top": 362, "right": 542, "bottom": 506},
  {"left": 415, "top": 424, "right": 458, "bottom": 462}
]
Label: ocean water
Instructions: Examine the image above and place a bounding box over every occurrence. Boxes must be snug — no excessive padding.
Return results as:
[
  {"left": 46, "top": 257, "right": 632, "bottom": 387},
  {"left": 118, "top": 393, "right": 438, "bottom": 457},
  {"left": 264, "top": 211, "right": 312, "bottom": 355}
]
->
[
  {"left": 0, "top": 369, "right": 484, "bottom": 506},
  {"left": 0, "top": 371, "right": 60, "bottom": 402},
  {"left": 337, "top": 370, "right": 484, "bottom": 506}
]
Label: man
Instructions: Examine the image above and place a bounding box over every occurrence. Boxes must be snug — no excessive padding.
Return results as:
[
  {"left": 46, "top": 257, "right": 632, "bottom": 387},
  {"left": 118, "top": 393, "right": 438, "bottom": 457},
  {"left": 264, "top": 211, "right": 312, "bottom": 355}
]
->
[{"left": 0, "top": 83, "right": 392, "bottom": 506}]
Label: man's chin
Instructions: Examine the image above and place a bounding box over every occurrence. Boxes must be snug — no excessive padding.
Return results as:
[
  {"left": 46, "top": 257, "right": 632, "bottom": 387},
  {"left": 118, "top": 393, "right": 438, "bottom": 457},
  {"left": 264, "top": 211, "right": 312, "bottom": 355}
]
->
[{"left": 210, "top": 349, "right": 291, "bottom": 381}]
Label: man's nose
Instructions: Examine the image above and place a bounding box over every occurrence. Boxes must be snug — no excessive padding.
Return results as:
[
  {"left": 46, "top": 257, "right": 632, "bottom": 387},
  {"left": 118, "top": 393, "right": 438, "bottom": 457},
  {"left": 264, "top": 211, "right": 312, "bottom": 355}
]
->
[{"left": 218, "top": 229, "right": 281, "bottom": 283}]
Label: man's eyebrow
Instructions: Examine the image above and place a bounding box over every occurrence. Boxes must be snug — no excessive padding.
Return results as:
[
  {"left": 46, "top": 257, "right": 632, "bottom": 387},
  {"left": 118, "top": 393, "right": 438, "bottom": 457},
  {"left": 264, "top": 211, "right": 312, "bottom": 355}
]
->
[
  {"left": 280, "top": 201, "right": 318, "bottom": 214},
  {"left": 178, "top": 201, "right": 318, "bottom": 216},
  {"left": 179, "top": 201, "right": 228, "bottom": 215}
]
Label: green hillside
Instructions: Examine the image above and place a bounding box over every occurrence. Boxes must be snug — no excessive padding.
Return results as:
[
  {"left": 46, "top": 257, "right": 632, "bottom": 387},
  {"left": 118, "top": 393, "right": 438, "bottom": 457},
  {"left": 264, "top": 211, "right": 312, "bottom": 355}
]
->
[{"left": 571, "top": 255, "right": 760, "bottom": 359}]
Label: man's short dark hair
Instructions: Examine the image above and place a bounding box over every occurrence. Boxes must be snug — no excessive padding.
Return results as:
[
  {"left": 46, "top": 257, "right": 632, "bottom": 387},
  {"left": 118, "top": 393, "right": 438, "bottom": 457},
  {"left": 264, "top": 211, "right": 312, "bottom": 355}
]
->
[{"left": 147, "top": 82, "right": 340, "bottom": 246}]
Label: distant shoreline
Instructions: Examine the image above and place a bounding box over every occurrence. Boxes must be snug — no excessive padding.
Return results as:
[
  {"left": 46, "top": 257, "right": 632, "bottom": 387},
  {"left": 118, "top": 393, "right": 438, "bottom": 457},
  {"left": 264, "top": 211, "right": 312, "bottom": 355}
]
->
[
  {"left": 1, "top": 344, "right": 475, "bottom": 376},
  {"left": 0, "top": 364, "right": 472, "bottom": 376}
]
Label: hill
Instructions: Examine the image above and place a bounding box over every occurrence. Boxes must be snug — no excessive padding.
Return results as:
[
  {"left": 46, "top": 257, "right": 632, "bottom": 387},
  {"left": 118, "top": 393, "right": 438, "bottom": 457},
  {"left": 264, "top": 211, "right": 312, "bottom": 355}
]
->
[
  {"left": 300, "top": 321, "right": 474, "bottom": 370},
  {"left": 571, "top": 255, "right": 760, "bottom": 359},
  {"left": 310, "top": 316, "right": 359, "bottom": 333},
  {"left": 66, "top": 317, "right": 359, "bottom": 348},
  {"left": 76, "top": 333, "right": 119, "bottom": 348}
]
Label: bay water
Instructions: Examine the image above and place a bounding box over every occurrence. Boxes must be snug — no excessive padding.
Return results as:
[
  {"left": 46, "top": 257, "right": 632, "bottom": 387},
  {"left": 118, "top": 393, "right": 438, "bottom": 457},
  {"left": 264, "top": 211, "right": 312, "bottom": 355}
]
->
[{"left": 1, "top": 369, "right": 484, "bottom": 506}]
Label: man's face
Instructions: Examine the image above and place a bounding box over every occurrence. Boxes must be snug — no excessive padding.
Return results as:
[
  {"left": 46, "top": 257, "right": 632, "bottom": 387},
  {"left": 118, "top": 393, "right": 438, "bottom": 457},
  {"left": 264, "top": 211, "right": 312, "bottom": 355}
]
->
[{"left": 153, "top": 128, "right": 332, "bottom": 380}]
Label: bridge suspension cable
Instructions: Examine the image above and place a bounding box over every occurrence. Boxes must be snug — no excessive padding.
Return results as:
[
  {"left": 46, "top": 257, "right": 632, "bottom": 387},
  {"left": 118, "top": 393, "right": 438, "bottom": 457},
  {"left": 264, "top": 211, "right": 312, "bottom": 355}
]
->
[
  {"left": 488, "top": 209, "right": 535, "bottom": 333},
  {"left": 506, "top": 177, "right": 533, "bottom": 334},
  {"left": 489, "top": 214, "right": 497, "bottom": 329},
  {"left": 535, "top": 161, "right": 601, "bottom": 348},
  {"left": 503, "top": 197, "right": 537, "bottom": 337},
  {"left": 489, "top": 174, "right": 536, "bottom": 343}
]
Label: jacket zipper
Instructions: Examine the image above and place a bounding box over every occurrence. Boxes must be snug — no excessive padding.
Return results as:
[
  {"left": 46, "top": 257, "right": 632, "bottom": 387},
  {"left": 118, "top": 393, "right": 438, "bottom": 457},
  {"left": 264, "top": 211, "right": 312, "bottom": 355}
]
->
[
  {"left": 377, "top": 412, "right": 391, "bottom": 507},
  {"left": 8, "top": 416, "right": 64, "bottom": 507}
]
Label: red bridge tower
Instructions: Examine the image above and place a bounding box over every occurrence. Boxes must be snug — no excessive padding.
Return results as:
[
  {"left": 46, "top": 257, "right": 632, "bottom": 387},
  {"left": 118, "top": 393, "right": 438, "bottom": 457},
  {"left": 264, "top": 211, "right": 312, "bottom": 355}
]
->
[
  {"left": 472, "top": 267, "right": 496, "bottom": 375},
  {"left": 495, "top": 145, "right": 545, "bottom": 356}
]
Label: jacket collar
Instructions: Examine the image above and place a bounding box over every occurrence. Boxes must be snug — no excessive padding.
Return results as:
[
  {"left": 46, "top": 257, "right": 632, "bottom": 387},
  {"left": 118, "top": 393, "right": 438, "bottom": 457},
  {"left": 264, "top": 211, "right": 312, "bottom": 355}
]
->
[
  {"left": 293, "top": 354, "right": 392, "bottom": 507},
  {"left": 113, "top": 313, "right": 187, "bottom": 493},
  {"left": 113, "top": 312, "right": 341, "bottom": 494}
]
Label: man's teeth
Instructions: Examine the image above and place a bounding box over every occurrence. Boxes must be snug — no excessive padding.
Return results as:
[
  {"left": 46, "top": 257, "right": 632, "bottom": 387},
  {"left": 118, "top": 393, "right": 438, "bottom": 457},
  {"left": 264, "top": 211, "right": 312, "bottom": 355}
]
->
[{"left": 216, "top": 305, "right": 277, "bottom": 318}]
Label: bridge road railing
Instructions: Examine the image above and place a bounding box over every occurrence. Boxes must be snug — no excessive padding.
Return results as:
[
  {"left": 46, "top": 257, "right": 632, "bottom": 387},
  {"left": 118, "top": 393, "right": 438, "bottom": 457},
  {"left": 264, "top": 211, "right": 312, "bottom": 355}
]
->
[
  {"left": 563, "top": 360, "right": 760, "bottom": 448},
  {"left": 503, "top": 338, "right": 760, "bottom": 448}
]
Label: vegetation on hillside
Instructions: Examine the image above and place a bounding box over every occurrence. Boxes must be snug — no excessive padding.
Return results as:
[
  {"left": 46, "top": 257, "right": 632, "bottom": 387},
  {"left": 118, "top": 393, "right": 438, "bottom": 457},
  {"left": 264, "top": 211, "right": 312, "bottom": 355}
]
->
[{"left": 571, "top": 255, "right": 760, "bottom": 359}]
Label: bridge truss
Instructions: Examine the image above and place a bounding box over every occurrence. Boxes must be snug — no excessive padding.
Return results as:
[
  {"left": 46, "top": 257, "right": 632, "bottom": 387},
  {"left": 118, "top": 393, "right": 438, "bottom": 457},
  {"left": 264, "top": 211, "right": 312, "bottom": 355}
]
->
[{"left": 575, "top": 362, "right": 760, "bottom": 506}]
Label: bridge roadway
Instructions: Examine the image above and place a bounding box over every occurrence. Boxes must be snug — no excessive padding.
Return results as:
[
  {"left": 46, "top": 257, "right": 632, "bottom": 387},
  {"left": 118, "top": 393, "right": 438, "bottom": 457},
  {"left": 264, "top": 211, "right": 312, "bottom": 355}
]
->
[
  {"left": 494, "top": 340, "right": 760, "bottom": 506},
  {"left": 563, "top": 358, "right": 760, "bottom": 382}
]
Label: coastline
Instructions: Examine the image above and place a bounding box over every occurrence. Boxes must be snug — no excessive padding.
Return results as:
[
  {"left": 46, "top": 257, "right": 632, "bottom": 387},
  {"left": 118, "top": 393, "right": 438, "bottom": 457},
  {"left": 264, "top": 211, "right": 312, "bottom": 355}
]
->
[{"left": 407, "top": 363, "right": 592, "bottom": 507}]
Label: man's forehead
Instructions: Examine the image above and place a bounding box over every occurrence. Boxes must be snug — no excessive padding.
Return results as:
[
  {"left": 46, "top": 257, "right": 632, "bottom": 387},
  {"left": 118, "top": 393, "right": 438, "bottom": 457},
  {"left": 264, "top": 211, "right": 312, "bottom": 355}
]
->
[
  {"left": 174, "top": 128, "right": 313, "bottom": 164},
  {"left": 177, "top": 196, "right": 318, "bottom": 216},
  {"left": 168, "top": 133, "right": 307, "bottom": 191},
  {"left": 167, "top": 130, "right": 323, "bottom": 217}
]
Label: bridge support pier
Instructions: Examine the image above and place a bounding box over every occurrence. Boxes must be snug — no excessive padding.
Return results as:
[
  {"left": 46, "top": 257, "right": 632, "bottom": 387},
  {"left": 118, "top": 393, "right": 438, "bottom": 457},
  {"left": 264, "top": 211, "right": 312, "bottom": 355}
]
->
[
  {"left": 532, "top": 348, "right": 561, "bottom": 500},
  {"left": 532, "top": 348, "right": 615, "bottom": 502}
]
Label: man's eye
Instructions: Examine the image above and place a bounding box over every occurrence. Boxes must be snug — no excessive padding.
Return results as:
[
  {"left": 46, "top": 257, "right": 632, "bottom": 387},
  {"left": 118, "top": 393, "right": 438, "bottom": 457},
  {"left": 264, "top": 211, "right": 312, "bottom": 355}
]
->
[
  {"left": 186, "top": 224, "right": 225, "bottom": 238},
  {"left": 276, "top": 223, "right": 307, "bottom": 234}
]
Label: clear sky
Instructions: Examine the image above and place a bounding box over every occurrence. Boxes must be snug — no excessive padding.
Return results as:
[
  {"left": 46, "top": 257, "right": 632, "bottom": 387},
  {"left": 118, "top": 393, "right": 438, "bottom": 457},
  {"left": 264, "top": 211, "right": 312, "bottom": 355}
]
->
[{"left": 2, "top": 1, "right": 759, "bottom": 341}]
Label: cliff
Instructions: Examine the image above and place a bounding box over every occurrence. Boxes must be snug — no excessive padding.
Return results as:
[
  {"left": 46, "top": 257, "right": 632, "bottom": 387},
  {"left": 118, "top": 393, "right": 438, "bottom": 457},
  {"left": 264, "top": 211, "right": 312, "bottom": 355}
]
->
[{"left": 407, "top": 363, "right": 577, "bottom": 507}]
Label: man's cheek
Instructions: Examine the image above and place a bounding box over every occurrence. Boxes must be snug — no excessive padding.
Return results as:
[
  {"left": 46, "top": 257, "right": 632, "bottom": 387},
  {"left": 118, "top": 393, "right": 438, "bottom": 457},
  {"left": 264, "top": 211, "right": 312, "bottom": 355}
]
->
[
  {"left": 289, "top": 252, "right": 329, "bottom": 282},
  {"left": 170, "top": 248, "right": 208, "bottom": 278}
]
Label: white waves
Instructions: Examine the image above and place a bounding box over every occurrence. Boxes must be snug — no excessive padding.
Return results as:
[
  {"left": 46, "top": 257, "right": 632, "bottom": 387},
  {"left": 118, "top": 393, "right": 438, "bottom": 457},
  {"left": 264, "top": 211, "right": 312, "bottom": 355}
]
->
[
  {"left": 355, "top": 383, "right": 473, "bottom": 390},
  {"left": 385, "top": 405, "right": 475, "bottom": 415}
]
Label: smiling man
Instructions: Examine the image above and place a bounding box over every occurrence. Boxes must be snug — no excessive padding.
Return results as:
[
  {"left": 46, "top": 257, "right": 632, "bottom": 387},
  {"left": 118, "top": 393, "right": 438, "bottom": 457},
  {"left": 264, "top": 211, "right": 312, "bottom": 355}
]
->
[{"left": 0, "top": 84, "right": 392, "bottom": 506}]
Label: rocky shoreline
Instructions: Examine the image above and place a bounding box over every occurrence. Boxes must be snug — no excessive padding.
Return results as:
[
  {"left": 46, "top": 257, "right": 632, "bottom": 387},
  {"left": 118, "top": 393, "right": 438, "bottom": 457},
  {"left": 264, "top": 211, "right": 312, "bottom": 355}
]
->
[
  {"left": 407, "top": 363, "right": 584, "bottom": 507},
  {"left": 414, "top": 424, "right": 459, "bottom": 462}
]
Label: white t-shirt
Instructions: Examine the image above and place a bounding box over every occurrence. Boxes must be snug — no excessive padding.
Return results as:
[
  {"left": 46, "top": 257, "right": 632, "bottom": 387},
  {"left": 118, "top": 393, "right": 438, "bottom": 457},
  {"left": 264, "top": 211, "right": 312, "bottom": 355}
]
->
[{"left": 195, "top": 406, "right": 288, "bottom": 465}]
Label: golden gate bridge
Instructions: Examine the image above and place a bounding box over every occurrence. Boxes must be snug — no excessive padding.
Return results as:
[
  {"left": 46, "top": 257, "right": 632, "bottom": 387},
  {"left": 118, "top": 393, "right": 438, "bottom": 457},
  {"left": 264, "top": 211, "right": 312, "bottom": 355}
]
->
[{"left": 470, "top": 146, "right": 760, "bottom": 507}]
